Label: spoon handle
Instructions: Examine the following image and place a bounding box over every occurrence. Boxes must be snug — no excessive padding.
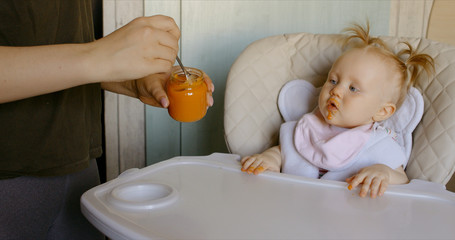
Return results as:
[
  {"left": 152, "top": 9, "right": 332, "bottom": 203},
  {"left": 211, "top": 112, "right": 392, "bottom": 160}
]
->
[{"left": 176, "top": 56, "right": 190, "bottom": 80}]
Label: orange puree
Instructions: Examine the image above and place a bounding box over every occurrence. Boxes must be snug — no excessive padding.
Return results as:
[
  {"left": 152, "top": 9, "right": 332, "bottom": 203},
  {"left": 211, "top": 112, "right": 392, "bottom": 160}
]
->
[
  {"left": 167, "top": 68, "right": 207, "bottom": 122},
  {"left": 327, "top": 111, "right": 334, "bottom": 120}
]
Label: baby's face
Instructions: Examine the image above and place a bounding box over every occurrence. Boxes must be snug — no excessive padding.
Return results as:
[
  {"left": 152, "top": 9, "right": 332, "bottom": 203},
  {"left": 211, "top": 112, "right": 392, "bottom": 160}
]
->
[{"left": 318, "top": 48, "right": 399, "bottom": 128}]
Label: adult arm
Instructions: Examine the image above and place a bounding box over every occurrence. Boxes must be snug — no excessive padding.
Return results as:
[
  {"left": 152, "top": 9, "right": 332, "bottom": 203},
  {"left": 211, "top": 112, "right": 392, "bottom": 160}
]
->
[{"left": 0, "top": 15, "right": 179, "bottom": 103}]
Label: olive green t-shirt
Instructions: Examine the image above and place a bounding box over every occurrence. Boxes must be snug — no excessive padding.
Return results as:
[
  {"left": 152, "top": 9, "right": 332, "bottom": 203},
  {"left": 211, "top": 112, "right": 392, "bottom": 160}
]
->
[{"left": 0, "top": 0, "right": 102, "bottom": 178}]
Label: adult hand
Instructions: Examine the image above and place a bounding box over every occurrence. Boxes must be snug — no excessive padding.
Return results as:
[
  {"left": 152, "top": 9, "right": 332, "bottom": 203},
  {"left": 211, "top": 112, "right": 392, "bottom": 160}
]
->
[
  {"left": 102, "top": 66, "right": 214, "bottom": 108},
  {"left": 0, "top": 15, "right": 182, "bottom": 103},
  {"left": 134, "top": 66, "right": 214, "bottom": 108},
  {"left": 90, "top": 15, "right": 180, "bottom": 83}
]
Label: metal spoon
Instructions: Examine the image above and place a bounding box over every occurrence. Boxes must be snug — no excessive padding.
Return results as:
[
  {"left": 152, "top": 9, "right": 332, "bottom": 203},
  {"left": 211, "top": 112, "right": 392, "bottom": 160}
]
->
[{"left": 175, "top": 56, "right": 191, "bottom": 82}]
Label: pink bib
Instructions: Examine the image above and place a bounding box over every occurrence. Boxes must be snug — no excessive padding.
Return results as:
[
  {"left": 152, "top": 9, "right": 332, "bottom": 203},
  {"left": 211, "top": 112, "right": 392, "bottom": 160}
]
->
[{"left": 294, "top": 112, "right": 372, "bottom": 171}]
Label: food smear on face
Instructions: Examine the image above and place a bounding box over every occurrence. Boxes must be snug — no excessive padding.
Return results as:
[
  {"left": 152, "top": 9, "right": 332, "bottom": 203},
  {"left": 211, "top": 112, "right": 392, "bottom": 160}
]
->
[
  {"left": 327, "top": 110, "right": 334, "bottom": 120},
  {"left": 327, "top": 98, "right": 339, "bottom": 120}
]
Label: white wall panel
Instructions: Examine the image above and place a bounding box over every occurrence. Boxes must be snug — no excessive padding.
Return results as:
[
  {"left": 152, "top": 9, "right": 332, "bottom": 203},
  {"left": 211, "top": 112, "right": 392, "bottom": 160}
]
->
[
  {"left": 104, "top": 0, "right": 435, "bottom": 178},
  {"left": 103, "top": 0, "right": 145, "bottom": 180}
]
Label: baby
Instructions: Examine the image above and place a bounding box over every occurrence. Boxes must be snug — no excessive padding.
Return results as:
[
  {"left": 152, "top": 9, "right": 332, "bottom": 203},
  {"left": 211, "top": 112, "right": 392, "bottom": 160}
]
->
[{"left": 241, "top": 23, "right": 434, "bottom": 198}]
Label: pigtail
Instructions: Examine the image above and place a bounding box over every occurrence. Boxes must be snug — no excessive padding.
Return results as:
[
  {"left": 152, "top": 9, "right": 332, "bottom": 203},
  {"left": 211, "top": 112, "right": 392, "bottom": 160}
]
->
[
  {"left": 342, "top": 21, "right": 387, "bottom": 49},
  {"left": 397, "top": 42, "right": 435, "bottom": 88},
  {"left": 343, "top": 21, "right": 435, "bottom": 90}
]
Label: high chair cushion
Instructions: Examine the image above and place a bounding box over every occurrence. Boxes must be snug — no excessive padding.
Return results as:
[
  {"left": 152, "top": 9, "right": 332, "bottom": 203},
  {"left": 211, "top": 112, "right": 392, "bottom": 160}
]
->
[
  {"left": 277, "top": 79, "right": 424, "bottom": 167},
  {"left": 224, "top": 32, "right": 455, "bottom": 185}
]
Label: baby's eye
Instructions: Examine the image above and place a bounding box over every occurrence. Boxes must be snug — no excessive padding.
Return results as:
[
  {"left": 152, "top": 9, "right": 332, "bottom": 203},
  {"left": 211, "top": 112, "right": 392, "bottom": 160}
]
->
[
  {"left": 349, "top": 86, "right": 359, "bottom": 92},
  {"left": 329, "top": 79, "right": 337, "bottom": 85}
]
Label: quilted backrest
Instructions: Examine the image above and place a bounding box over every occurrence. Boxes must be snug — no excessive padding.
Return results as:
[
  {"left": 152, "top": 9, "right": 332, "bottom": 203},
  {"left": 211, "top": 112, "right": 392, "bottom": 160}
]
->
[{"left": 224, "top": 32, "right": 455, "bottom": 185}]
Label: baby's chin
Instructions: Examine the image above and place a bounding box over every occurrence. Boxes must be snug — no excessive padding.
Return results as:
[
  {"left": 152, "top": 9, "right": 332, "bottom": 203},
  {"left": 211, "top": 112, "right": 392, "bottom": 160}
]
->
[
  {"left": 318, "top": 107, "right": 374, "bottom": 128},
  {"left": 320, "top": 113, "right": 359, "bottom": 129},
  {"left": 319, "top": 111, "right": 342, "bottom": 126},
  {"left": 317, "top": 107, "right": 343, "bottom": 126},
  {"left": 331, "top": 120, "right": 374, "bottom": 129},
  {"left": 324, "top": 117, "right": 345, "bottom": 127}
]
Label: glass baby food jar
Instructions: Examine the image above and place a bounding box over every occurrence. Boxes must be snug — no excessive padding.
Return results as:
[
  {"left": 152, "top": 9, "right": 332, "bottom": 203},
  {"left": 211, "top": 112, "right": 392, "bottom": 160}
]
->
[{"left": 166, "top": 67, "right": 208, "bottom": 122}]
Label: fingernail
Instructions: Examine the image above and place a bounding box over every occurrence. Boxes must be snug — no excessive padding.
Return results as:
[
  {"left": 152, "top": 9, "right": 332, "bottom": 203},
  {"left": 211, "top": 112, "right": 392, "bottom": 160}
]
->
[
  {"left": 209, "top": 98, "right": 214, "bottom": 107},
  {"left": 348, "top": 185, "right": 353, "bottom": 190},
  {"left": 161, "top": 98, "right": 169, "bottom": 108}
]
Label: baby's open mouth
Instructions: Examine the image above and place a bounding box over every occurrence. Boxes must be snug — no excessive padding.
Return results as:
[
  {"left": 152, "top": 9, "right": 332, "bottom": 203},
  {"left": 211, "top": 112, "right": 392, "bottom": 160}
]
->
[
  {"left": 327, "top": 98, "right": 339, "bottom": 110},
  {"left": 326, "top": 98, "right": 339, "bottom": 120}
]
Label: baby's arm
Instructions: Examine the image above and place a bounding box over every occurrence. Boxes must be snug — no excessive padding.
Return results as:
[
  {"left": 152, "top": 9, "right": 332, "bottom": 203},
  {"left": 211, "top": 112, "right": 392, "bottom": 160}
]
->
[
  {"left": 241, "top": 145, "right": 281, "bottom": 175},
  {"left": 346, "top": 165, "right": 409, "bottom": 198}
]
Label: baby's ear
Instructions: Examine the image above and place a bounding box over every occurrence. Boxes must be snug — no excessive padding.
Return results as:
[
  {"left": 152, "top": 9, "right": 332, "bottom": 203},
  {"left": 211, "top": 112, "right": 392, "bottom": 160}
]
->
[{"left": 373, "top": 103, "right": 396, "bottom": 122}]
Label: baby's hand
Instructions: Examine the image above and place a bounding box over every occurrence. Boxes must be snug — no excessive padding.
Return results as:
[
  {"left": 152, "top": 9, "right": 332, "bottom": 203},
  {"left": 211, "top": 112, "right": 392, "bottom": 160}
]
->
[
  {"left": 241, "top": 154, "right": 280, "bottom": 175},
  {"left": 346, "top": 164, "right": 392, "bottom": 198}
]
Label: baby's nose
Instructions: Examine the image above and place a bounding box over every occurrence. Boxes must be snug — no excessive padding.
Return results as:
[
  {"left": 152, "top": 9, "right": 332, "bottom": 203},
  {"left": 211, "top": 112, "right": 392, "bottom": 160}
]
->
[{"left": 330, "top": 85, "right": 343, "bottom": 97}]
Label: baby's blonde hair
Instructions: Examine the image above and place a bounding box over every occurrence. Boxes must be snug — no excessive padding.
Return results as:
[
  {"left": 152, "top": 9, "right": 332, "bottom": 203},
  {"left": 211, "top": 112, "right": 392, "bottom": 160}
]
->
[{"left": 342, "top": 22, "right": 434, "bottom": 108}]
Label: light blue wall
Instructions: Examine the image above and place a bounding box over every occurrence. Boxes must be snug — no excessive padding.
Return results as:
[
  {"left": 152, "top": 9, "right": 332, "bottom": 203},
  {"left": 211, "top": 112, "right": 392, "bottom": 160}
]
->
[{"left": 145, "top": 0, "right": 391, "bottom": 165}]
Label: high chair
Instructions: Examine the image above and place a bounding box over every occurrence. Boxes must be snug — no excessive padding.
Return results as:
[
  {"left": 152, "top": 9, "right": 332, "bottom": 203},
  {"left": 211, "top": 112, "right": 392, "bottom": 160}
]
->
[
  {"left": 224, "top": 32, "right": 455, "bottom": 189},
  {"left": 81, "top": 33, "right": 455, "bottom": 240}
]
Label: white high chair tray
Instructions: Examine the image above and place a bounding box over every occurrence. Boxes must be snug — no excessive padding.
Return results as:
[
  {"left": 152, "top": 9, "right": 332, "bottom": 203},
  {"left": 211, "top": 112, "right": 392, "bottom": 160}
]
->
[{"left": 81, "top": 153, "right": 455, "bottom": 240}]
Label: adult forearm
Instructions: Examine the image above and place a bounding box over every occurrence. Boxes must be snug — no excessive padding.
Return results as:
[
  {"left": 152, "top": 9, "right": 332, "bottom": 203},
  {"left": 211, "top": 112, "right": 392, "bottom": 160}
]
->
[
  {"left": 0, "top": 44, "right": 97, "bottom": 103},
  {"left": 0, "top": 15, "right": 181, "bottom": 104}
]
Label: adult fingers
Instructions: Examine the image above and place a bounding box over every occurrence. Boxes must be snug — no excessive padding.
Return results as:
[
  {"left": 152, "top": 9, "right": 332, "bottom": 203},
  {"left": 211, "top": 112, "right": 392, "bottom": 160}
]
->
[
  {"left": 143, "top": 15, "right": 181, "bottom": 39},
  {"left": 147, "top": 74, "right": 168, "bottom": 106},
  {"left": 139, "top": 96, "right": 160, "bottom": 107},
  {"left": 144, "top": 59, "right": 173, "bottom": 77},
  {"left": 153, "top": 30, "right": 179, "bottom": 54},
  {"left": 206, "top": 92, "right": 214, "bottom": 107},
  {"left": 137, "top": 72, "right": 170, "bottom": 107},
  {"left": 203, "top": 72, "right": 215, "bottom": 92},
  {"left": 145, "top": 45, "right": 177, "bottom": 69},
  {"left": 203, "top": 72, "right": 214, "bottom": 107}
]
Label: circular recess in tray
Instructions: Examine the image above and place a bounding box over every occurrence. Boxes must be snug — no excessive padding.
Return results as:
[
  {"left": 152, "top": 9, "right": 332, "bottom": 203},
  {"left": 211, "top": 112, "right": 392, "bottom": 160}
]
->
[{"left": 107, "top": 182, "right": 178, "bottom": 211}]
